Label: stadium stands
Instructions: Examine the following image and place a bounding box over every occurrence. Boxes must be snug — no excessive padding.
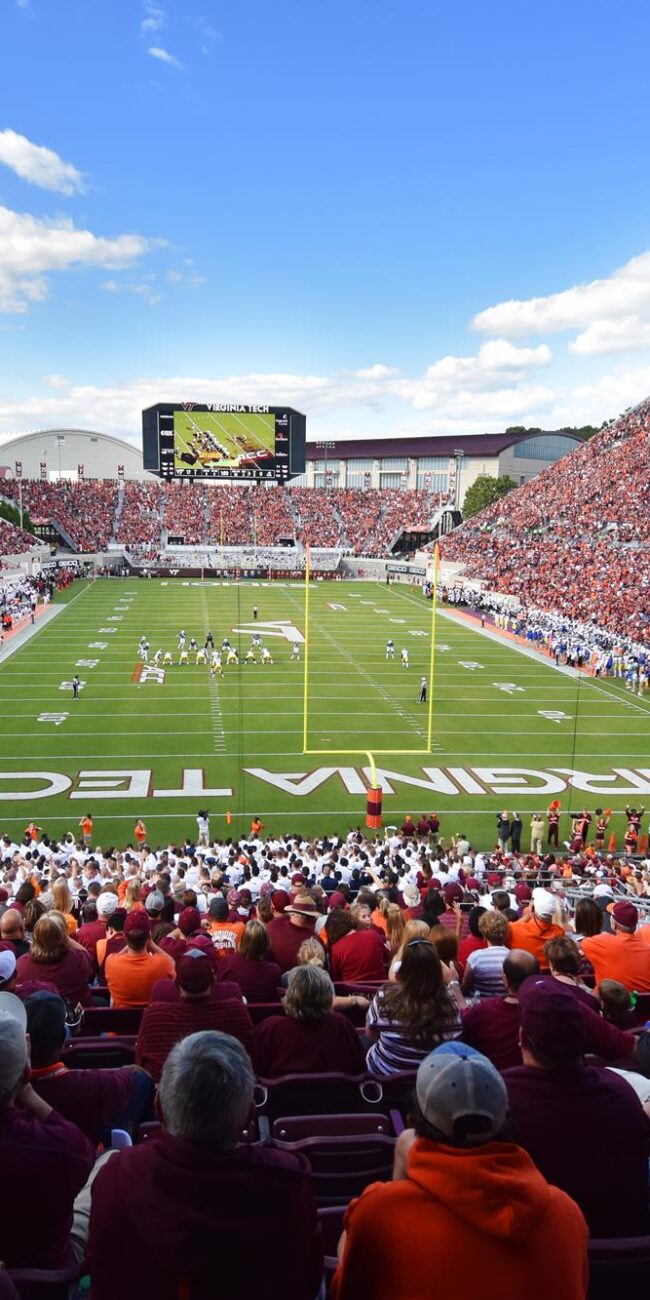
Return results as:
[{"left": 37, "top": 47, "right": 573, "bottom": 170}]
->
[
  {"left": 441, "top": 398, "right": 650, "bottom": 641},
  {"left": 1, "top": 819, "right": 650, "bottom": 1291},
  {"left": 1, "top": 481, "right": 443, "bottom": 556}
]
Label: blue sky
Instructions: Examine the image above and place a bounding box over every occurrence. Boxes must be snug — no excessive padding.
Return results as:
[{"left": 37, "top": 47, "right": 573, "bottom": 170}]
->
[{"left": 1, "top": 0, "right": 650, "bottom": 443}]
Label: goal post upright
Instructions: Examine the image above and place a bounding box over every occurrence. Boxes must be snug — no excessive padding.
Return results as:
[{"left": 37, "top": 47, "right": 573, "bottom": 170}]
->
[{"left": 426, "top": 541, "right": 440, "bottom": 752}]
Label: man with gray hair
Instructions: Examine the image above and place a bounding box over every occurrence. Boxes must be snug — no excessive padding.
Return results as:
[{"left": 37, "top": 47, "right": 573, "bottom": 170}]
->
[
  {"left": 0, "top": 991, "right": 93, "bottom": 1269},
  {"left": 86, "top": 1031, "right": 323, "bottom": 1299}
]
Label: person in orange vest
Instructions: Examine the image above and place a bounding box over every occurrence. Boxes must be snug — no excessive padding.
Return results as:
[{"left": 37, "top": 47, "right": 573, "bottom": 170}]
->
[
  {"left": 250, "top": 816, "right": 264, "bottom": 837},
  {"left": 134, "top": 818, "right": 147, "bottom": 848},
  {"left": 79, "top": 812, "right": 93, "bottom": 847}
]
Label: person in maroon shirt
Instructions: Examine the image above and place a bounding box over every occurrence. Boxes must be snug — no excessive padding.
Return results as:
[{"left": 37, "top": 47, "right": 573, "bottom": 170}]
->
[
  {"left": 76, "top": 892, "right": 119, "bottom": 967},
  {"left": 328, "top": 913, "right": 387, "bottom": 983},
  {"left": 16, "top": 912, "right": 93, "bottom": 1006},
  {"left": 463, "top": 951, "right": 637, "bottom": 1074},
  {"left": 136, "top": 949, "right": 254, "bottom": 1083},
  {"left": 416, "top": 816, "right": 430, "bottom": 837},
  {"left": 266, "top": 895, "right": 324, "bottom": 974},
  {"left": 26, "top": 991, "right": 154, "bottom": 1144},
  {"left": 457, "top": 906, "right": 488, "bottom": 965},
  {"left": 400, "top": 816, "right": 416, "bottom": 838},
  {"left": 462, "top": 950, "right": 539, "bottom": 1071},
  {"left": 0, "top": 993, "right": 94, "bottom": 1269},
  {"left": 505, "top": 979, "right": 650, "bottom": 1237},
  {"left": 218, "top": 920, "right": 282, "bottom": 1002},
  {"left": 253, "top": 965, "right": 365, "bottom": 1078},
  {"left": 86, "top": 1031, "right": 322, "bottom": 1300}
]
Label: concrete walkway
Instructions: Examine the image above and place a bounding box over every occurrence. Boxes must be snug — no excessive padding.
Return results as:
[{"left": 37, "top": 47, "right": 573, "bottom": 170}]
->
[{"left": 0, "top": 603, "right": 64, "bottom": 666}]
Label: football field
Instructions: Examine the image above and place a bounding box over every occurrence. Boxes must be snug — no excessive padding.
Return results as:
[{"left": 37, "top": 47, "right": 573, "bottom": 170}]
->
[{"left": 0, "top": 577, "right": 649, "bottom": 851}]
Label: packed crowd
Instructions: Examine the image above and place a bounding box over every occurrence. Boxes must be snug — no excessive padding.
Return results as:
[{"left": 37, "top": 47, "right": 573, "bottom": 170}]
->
[
  {"left": 0, "top": 813, "right": 649, "bottom": 1294},
  {"left": 0, "top": 517, "right": 42, "bottom": 561},
  {"left": 2, "top": 478, "right": 441, "bottom": 559},
  {"left": 3, "top": 480, "right": 118, "bottom": 552},
  {"left": 441, "top": 398, "right": 650, "bottom": 642}
]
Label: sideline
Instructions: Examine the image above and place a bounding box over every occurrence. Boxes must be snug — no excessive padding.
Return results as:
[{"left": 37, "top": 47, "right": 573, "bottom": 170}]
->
[{"left": 0, "top": 581, "right": 93, "bottom": 667}]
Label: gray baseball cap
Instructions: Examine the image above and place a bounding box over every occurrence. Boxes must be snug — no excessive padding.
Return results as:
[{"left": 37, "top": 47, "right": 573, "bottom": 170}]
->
[{"left": 416, "top": 1042, "right": 508, "bottom": 1147}]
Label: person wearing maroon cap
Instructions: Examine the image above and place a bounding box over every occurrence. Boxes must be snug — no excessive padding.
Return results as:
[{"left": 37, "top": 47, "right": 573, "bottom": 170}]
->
[
  {"left": 105, "top": 910, "right": 175, "bottom": 1009},
  {"left": 505, "top": 978, "right": 650, "bottom": 1237},
  {"left": 437, "top": 884, "right": 469, "bottom": 939},
  {"left": 136, "top": 949, "right": 254, "bottom": 1083},
  {"left": 581, "top": 900, "right": 650, "bottom": 991},
  {"left": 266, "top": 895, "right": 324, "bottom": 974},
  {"left": 86, "top": 1032, "right": 322, "bottom": 1300},
  {"left": 158, "top": 906, "right": 206, "bottom": 966}
]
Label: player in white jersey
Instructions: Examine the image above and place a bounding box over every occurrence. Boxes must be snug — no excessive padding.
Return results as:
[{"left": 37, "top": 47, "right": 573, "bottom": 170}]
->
[
  {"left": 261, "top": 647, "right": 273, "bottom": 664},
  {"left": 401, "top": 648, "right": 409, "bottom": 668},
  {"left": 291, "top": 643, "right": 301, "bottom": 661},
  {"left": 227, "top": 647, "right": 239, "bottom": 665},
  {"left": 196, "top": 648, "right": 207, "bottom": 665},
  {"left": 163, "top": 651, "right": 173, "bottom": 666},
  {"left": 153, "top": 649, "right": 163, "bottom": 666},
  {"left": 245, "top": 648, "right": 256, "bottom": 664},
  {"left": 140, "top": 640, "right": 150, "bottom": 663},
  {"left": 179, "top": 649, "right": 189, "bottom": 665},
  {"left": 210, "top": 654, "right": 224, "bottom": 679},
  {"left": 178, "top": 630, "right": 186, "bottom": 650},
  {"left": 386, "top": 639, "right": 395, "bottom": 659}
]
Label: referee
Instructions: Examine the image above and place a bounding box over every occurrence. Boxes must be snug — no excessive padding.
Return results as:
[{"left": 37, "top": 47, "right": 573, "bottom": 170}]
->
[{"left": 418, "top": 676, "right": 427, "bottom": 704}]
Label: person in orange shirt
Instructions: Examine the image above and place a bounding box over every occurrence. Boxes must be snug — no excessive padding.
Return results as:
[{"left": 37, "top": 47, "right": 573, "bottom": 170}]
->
[
  {"left": 250, "top": 816, "right": 264, "bottom": 837},
  {"left": 580, "top": 901, "right": 650, "bottom": 992},
  {"left": 105, "top": 911, "right": 175, "bottom": 1008},
  {"left": 134, "top": 819, "right": 147, "bottom": 847},
  {"left": 508, "top": 889, "right": 564, "bottom": 970},
  {"left": 332, "top": 1042, "right": 588, "bottom": 1300},
  {"left": 207, "top": 897, "right": 245, "bottom": 958},
  {"left": 79, "top": 813, "right": 93, "bottom": 847},
  {"left": 24, "top": 821, "right": 42, "bottom": 843}
]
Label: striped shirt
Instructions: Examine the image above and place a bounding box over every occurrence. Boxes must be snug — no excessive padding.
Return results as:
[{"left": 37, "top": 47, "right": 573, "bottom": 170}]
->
[
  {"left": 365, "top": 987, "right": 461, "bottom": 1077},
  {"left": 467, "top": 945, "right": 509, "bottom": 998}
]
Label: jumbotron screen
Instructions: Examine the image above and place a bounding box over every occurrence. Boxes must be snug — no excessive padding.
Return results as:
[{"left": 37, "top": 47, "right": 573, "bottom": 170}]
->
[{"left": 142, "top": 403, "right": 306, "bottom": 482}]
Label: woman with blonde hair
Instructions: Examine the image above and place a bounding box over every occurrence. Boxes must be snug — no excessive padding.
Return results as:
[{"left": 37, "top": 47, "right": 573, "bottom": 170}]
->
[
  {"left": 124, "top": 880, "right": 144, "bottom": 913},
  {"left": 388, "top": 920, "right": 431, "bottom": 980},
  {"left": 252, "top": 965, "right": 366, "bottom": 1077},
  {"left": 385, "top": 904, "right": 405, "bottom": 957},
  {"left": 51, "top": 877, "right": 77, "bottom": 936},
  {"left": 16, "top": 911, "right": 92, "bottom": 1004}
]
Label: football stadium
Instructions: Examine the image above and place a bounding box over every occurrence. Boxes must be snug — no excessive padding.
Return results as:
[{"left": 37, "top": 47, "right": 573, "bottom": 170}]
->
[{"left": 2, "top": 4, "right": 650, "bottom": 1296}]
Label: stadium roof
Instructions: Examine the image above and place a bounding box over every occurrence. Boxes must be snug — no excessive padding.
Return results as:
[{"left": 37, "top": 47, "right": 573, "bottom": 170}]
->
[{"left": 306, "top": 429, "right": 581, "bottom": 459}]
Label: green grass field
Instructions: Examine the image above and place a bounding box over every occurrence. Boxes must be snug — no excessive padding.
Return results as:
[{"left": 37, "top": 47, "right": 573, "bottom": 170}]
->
[
  {"left": 173, "top": 410, "right": 275, "bottom": 470},
  {"left": 0, "top": 577, "right": 649, "bottom": 851}
]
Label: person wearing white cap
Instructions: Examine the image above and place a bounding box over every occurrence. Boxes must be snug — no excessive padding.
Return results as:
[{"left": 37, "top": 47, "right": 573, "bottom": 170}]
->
[
  {"left": 507, "top": 887, "right": 564, "bottom": 970},
  {"left": 0, "top": 992, "right": 94, "bottom": 1269},
  {"left": 332, "top": 1042, "right": 588, "bottom": 1300}
]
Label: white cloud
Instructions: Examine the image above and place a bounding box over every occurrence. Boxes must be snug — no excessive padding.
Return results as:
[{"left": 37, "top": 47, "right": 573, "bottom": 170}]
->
[
  {"left": 352, "top": 364, "right": 400, "bottom": 379},
  {"left": 569, "top": 315, "right": 650, "bottom": 356},
  {"left": 101, "top": 279, "right": 161, "bottom": 305},
  {"left": 472, "top": 249, "right": 650, "bottom": 343},
  {"left": 164, "top": 267, "right": 205, "bottom": 286},
  {"left": 148, "top": 46, "right": 184, "bottom": 70},
  {"left": 0, "top": 206, "right": 152, "bottom": 313},
  {"left": 141, "top": 1, "right": 164, "bottom": 33},
  {"left": 0, "top": 129, "right": 85, "bottom": 195}
]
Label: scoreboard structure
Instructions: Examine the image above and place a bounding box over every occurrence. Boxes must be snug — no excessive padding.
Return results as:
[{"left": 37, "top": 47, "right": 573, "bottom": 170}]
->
[{"left": 142, "top": 402, "right": 306, "bottom": 483}]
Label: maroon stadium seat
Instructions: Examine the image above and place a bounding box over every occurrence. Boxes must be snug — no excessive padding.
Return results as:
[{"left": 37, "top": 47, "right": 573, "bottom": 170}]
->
[{"left": 588, "top": 1234, "right": 650, "bottom": 1297}]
